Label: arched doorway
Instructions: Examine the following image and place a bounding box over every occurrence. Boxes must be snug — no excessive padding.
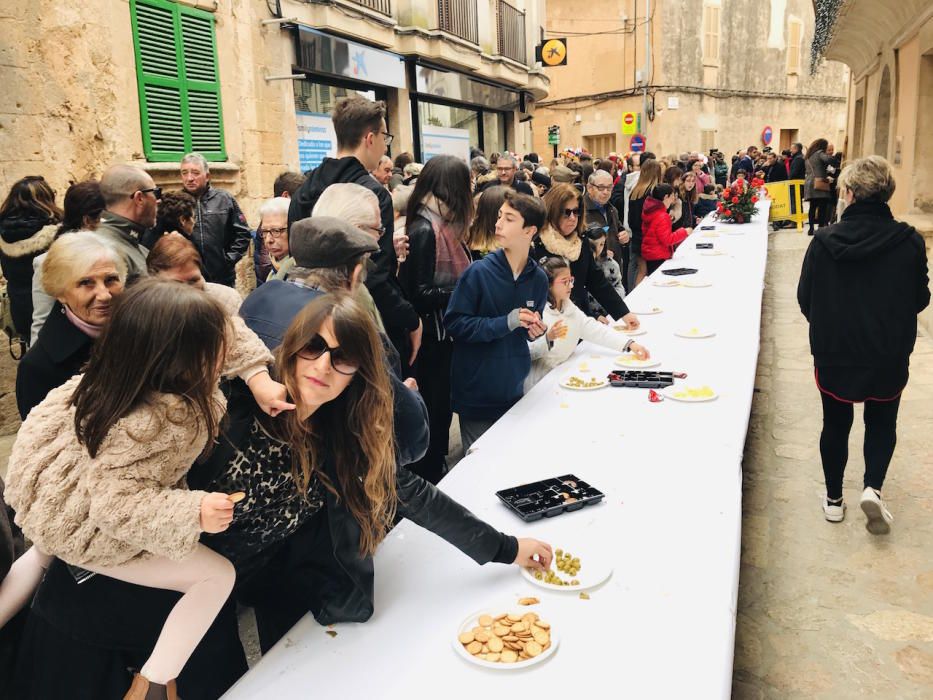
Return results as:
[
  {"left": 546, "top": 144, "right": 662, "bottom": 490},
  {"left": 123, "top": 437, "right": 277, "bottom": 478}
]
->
[{"left": 874, "top": 66, "right": 892, "bottom": 157}]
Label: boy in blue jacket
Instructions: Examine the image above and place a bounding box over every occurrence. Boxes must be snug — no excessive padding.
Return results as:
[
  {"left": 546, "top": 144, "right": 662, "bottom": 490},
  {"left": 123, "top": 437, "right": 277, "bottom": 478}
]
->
[{"left": 445, "top": 192, "right": 549, "bottom": 453}]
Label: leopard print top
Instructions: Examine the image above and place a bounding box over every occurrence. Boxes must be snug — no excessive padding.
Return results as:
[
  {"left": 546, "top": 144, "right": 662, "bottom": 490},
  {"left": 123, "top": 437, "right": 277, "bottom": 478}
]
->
[{"left": 207, "top": 417, "right": 324, "bottom": 565}]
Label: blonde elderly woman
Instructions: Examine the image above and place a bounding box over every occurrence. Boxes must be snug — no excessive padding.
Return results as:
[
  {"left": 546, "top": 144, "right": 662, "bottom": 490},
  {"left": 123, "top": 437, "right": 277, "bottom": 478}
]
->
[
  {"left": 311, "top": 183, "right": 388, "bottom": 332},
  {"left": 798, "top": 156, "right": 930, "bottom": 533},
  {"left": 258, "top": 196, "right": 293, "bottom": 282},
  {"left": 16, "top": 232, "right": 126, "bottom": 419}
]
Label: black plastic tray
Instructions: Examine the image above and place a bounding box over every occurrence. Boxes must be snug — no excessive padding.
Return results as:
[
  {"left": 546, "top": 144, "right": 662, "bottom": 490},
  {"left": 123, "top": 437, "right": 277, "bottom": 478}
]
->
[
  {"left": 608, "top": 370, "right": 675, "bottom": 388},
  {"left": 496, "top": 474, "right": 605, "bottom": 522}
]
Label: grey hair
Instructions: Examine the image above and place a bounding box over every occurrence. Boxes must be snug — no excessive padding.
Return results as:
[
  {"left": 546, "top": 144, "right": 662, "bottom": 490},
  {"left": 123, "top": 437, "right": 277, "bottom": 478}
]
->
[
  {"left": 99, "top": 165, "right": 153, "bottom": 207},
  {"left": 498, "top": 154, "right": 518, "bottom": 168},
  {"left": 470, "top": 156, "right": 490, "bottom": 175},
  {"left": 181, "top": 152, "right": 210, "bottom": 172},
  {"left": 288, "top": 259, "right": 367, "bottom": 290},
  {"left": 391, "top": 184, "right": 414, "bottom": 215},
  {"left": 42, "top": 231, "right": 127, "bottom": 298},
  {"left": 312, "top": 183, "right": 380, "bottom": 230},
  {"left": 377, "top": 155, "right": 392, "bottom": 167},
  {"left": 257, "top": 196, "right": 291, "bottom": 224},
  {"left": 588, "top": 170, "right": 612, "bottom": 185},
  {"left": 837, "top": 155, "right": 896, "bottom": 203}
]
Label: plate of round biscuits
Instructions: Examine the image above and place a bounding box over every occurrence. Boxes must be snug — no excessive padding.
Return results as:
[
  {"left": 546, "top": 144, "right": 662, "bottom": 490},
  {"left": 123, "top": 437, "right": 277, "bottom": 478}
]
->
[{"left": 453, "top": 607, "right": 559, "bottom": 669}]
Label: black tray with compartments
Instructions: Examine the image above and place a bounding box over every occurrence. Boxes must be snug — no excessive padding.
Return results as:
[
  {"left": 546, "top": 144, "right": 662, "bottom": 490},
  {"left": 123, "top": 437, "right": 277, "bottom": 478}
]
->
[
  {"left": 607, "top": 370, "right": 675, "bottom": 389},
  {"left": 496, "top": 474, "right": 604, "bottom": 522}
]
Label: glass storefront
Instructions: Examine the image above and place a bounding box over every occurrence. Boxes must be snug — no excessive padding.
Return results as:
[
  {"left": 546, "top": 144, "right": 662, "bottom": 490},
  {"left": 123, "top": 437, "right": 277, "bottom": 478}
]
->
[{"left": 293, "top": 80, "right": 376, "bottom": 115}]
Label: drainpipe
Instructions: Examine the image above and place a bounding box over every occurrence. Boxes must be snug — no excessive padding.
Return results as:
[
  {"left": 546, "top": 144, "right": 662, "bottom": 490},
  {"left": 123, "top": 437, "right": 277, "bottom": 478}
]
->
[{"left": 643, "top": 0, "right": 651, "bottom": 132}]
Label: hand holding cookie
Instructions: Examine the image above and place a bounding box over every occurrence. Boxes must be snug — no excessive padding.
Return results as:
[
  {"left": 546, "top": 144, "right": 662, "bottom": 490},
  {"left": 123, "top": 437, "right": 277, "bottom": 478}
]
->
[{"left": 514, "top": 538, "right": 553, "bottom": 571}]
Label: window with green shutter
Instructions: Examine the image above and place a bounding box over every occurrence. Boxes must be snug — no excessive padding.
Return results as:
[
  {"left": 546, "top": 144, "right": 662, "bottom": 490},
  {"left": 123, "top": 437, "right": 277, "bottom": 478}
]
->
[{"left": 130, "top": 0, "right": 226, "bottom": 161}]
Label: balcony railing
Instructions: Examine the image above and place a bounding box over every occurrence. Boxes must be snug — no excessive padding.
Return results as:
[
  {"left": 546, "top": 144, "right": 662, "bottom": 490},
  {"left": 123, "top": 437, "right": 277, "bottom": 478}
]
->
[
  {"left": 437, "top": 0, "right": 478, "bottom": 45},
  {"left": 496, "top": 0, "right": 526, "bottom": 64},
  {"left": 345, "top": 0, "right": 392, "bottom": 16}
]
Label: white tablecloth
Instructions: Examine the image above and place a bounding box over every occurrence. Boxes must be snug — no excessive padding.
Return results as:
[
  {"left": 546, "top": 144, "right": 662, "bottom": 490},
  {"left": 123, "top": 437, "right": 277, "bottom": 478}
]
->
[{"left": 224, "top": 201, "right": 771, "bottom": 700}]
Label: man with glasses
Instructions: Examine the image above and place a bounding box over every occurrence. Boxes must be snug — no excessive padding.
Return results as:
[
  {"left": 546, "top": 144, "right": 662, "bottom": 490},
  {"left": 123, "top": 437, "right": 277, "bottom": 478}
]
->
[
  {"left": 585, "top": 170, "right": 629, "bottom": 285},
  {"left": 179, "top": 152, "right": 252, "bottom": 288},
  {"left": 96, "top": 164, "right": 160, "bottom": 282},
  {"left": 289, "top": 96, "right": 423, "bottom": 373},
  {"left": 256, "top": 197, "right": 293, "bottom": 282},
  {"left": 483, "top": 154, "right": 533, "bottom": 195}
]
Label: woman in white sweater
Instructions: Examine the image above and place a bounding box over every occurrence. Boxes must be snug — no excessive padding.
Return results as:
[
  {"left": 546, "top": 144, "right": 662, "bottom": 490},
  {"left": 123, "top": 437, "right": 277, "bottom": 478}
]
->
[{"left": 526, "top": 256, "right": 650, "bottom": 390}]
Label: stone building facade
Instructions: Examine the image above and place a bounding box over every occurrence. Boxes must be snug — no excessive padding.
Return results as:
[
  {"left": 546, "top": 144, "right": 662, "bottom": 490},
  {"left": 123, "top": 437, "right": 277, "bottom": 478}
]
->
[
  {"left": 534, "top": 0, "right": 848, "bottom": 160},
  {"left": 0, "top": 0, "right": 549, "bottom": 221}
]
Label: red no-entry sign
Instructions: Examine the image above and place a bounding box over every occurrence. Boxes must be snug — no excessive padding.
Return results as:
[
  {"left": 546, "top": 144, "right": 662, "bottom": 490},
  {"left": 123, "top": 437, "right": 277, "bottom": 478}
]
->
[{"left": 630, "top": 134, "right": 646, "bottom": 152}]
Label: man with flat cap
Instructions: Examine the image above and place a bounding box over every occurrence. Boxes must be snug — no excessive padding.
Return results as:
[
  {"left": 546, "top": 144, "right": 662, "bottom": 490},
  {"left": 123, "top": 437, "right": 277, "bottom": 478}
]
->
[{"left": 238, "top": 216, "right": 428, "bottom": 467}]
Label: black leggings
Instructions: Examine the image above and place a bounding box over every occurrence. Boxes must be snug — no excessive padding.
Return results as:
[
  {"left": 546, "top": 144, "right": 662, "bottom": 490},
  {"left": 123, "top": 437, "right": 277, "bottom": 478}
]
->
[
  {"left": 645, "top": 259, "right": 665, "bottom": 276},
  {"left": 808, "top": 198, "right": 831, "bottom": 231},
  {"left": 820, "top": 392, "right": 901, "bottom": 500}
]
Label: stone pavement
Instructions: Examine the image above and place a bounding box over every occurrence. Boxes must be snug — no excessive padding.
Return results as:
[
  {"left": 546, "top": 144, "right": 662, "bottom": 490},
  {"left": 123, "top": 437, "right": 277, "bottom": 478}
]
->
[{"left": 732, "top": 232, "right": 933, "bottom": 698}]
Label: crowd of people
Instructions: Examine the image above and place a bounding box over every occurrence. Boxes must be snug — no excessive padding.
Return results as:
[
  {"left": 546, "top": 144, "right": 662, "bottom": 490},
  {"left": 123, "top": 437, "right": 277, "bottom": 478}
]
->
[{"left": 0, "top": 91, "right": 927, "bottom": 699}]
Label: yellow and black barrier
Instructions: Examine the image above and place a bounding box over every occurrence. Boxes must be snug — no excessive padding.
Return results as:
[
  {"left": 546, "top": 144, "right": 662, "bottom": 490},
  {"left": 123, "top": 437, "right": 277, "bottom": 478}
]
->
[{"left": 764, "top": 179, "right": 807, "bottom": 231}]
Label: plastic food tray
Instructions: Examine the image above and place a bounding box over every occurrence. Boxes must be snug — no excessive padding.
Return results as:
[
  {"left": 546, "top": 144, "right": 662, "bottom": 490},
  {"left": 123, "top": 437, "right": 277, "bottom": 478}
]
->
[
  {"left": 496, "top": 474, "right": 605, "bottom": 522},
  {"left": 607, "top": 370, "right": 675, "bottom": 389}
]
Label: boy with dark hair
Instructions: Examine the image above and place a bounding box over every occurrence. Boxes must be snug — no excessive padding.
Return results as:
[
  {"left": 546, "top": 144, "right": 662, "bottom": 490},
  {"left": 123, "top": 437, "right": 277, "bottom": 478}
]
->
[{"left": 445, "top": 192, "right": 549, "bottom": 452}]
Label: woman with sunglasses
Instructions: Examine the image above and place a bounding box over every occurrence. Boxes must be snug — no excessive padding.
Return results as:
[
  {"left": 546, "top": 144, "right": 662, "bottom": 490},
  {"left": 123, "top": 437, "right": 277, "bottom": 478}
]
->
[
  {"left": 532, "top": 184, "right": 640, "bottom": 329},
  {"left": 398, "top": 156, "right": 475, "bottom": 484}
]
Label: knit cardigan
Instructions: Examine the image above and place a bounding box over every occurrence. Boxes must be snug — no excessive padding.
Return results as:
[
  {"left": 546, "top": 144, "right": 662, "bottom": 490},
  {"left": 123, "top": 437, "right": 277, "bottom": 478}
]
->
[{"left": 5, "top": 310, "right": 273, "bottom": 568}]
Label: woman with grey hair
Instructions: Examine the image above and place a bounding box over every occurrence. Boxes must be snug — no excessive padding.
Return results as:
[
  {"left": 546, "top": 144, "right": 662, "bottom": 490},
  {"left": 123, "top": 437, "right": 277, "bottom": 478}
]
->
[
  {"left": 258, "top": 196, "right": 293, "bottom": 282},
  {"left": 16, "top": 232, "right": 126, "bottom": 418},
  {"left": 798, "top": 155, "right": 930, "bottom": 533}
]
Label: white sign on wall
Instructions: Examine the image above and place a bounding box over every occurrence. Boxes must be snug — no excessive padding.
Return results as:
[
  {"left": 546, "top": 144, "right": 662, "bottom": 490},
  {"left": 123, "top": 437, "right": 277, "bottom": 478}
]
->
[
  {"left": 421, "top": 125, "right": 471, "bottom": 163},
  {"left": 296, "top": 111, "right": 337, "bottom": 173}
]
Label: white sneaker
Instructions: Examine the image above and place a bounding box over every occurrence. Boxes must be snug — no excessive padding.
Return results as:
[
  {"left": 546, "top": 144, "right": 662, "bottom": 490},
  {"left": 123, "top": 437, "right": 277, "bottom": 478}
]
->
[
  {"left": 822, "top": 496, "right": 846, "bottom": 523},
  {"left": 860, "top": 487, "right": 893, "bottom": 535}
]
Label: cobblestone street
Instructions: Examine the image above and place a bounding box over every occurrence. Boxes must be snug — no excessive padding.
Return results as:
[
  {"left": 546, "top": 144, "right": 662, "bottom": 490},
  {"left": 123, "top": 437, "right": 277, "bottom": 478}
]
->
[{"left": 733, "top": 231, "right": 933, "bottom": 698}]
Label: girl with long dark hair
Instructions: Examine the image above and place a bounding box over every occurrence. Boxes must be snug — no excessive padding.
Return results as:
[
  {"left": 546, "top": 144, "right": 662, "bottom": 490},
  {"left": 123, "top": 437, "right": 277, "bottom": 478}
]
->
[{"left": 398, "top": 155, "right": 475, "bottom": 483}]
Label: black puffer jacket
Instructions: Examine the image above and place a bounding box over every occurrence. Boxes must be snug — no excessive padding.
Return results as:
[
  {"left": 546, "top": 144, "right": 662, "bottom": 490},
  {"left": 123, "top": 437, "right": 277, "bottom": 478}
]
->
[
  {"left": 190, "top": 186, "right": 252, "bottom": 286},
  {"left": 289, "top": 157, "right": 419, "bottom": 340},
  {"left": 0, "top": 215, "right": 57, "bottom": 337},
  {"left": 798, "top": 200, "right": 930, "bottom": 367}
]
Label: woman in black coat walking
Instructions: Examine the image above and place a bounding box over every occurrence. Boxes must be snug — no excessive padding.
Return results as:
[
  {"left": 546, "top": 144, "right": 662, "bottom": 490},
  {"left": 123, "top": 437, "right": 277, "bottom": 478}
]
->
[
  {"left": 398, "top": 155, "right": 475, "bottom": 483},
  {"left": 0, "top": 176, "right": 62, "bottom": 343},
  {"left": 798, "top": 156, "right": 930, "bottom": 534}
]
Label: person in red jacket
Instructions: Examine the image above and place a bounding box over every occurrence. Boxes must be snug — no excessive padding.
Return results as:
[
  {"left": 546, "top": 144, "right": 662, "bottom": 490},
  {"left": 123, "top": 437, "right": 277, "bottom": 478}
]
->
[{"left": 641, "top": 184, "right": 692, "bottom": 275}]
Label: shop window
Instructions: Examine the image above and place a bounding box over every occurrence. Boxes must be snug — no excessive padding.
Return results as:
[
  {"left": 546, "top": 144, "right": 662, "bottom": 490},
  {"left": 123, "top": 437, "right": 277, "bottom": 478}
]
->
[
  {"left": 294, "top": 80, "right": 376, "bottom": 115},
  {"left": 703, "top": 1, "right": 721, "bottom": 66},
  {"left": 786, "top": 18, "right": 803, "bottom": 75},
  {"left": 483, "top": 111, "right": 507, "bottom": 155},
  {"left": 130, "top": 0, "right": 225, "bottom": 161},
  {"left": 418, "top": 102, "right": 481, "bottom": 150}
]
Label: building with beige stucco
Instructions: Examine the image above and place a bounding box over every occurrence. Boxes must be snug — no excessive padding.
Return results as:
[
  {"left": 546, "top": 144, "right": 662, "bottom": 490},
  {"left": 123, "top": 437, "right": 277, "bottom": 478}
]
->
[
  {"left": 534, "top": 0, "right": 848, "bottom": 161},
  {"left": 0, "top": 0, "right": 549, "bottom": 222}
]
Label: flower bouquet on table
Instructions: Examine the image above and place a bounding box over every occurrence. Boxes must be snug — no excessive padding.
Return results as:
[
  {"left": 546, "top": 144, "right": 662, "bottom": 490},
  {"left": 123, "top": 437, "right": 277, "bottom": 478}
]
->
[{"left": 715, "top": 176, "right": 764, "bottom": 224}]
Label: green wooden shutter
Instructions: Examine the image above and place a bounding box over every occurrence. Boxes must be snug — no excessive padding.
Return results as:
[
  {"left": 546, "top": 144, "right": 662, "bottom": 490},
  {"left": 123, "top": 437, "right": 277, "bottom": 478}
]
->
[{"left": 130, "top": 0, "right": 226, "bottom": 161}]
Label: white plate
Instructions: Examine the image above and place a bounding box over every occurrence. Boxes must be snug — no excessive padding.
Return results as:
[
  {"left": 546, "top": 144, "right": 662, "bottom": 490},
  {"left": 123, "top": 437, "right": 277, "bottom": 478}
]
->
[
  {"left": 453, "top": 607, "right": 560, "bottom": 670},
  {"left": 521, "top": 547, "right": 613, "bottom": 592},
  {"left": 662, "top": 385, "right": 719, "bottom": 402},
  {"left": 614, "top": 354, "right": 661, "bottom": 369},
  {"left": 559, "top": 375, "right": 609, "bottom": 391},
  {"left": 681, "top": 279, "right": 712, "bottom": 288},
  {"left": 725, "top": 229, "right": 745, "bottom": 235},
  {"left": 700, "top": 250, "right": 726, "bottom": 257},
  {"left": 674, "top": 328, "right": 716, "bottom": 339},
  {"left": 628, "top": 306, "right": 663, "bottom": 315},
  {"left": 701, "top": 232, "right": 719, "bottom": 238},
  {"left": 652, "top": 278, "right": 680, "bottom": 287},
  {"left": 612, "top": 326, "right": 646, "bottom": 336}
]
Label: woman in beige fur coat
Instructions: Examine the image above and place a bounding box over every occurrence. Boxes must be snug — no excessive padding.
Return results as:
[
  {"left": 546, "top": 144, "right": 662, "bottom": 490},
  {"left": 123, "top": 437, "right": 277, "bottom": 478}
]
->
[{"left": 0, "top": 279, "right": 277, "bottom": 700}]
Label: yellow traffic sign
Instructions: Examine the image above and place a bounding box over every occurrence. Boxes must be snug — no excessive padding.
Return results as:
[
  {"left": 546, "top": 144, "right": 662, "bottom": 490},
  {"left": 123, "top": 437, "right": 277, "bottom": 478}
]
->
[{"left": 538, "top": 38, "right": 568, "bottom": 67}]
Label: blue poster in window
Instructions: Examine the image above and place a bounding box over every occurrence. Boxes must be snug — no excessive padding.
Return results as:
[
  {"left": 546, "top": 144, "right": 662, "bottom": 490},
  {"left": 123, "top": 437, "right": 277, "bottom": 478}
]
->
[
  {"left": 421, "top": 125, "right": 471, "bottom": 163},
  {"left": 296, "top": 111, "right": 337, "bottom": 173}
]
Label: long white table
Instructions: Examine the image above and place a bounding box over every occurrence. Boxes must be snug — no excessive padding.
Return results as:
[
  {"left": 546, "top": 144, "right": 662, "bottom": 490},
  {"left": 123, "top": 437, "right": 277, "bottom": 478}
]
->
[{"left": 225, "top": 201, "right": 771, "bottom": 699}]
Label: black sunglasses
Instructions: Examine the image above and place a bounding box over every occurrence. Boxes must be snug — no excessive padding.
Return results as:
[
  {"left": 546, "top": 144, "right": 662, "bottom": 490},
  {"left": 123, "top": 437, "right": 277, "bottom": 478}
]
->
[
  {"left": 297, "top": 335, "right": 359, "bottom": 375},
  {"left": 138, "top": 187, "right": 163, "bottom": 200},
  {"left": 562, "top": 207, "right": 581, "bottom": 218}
]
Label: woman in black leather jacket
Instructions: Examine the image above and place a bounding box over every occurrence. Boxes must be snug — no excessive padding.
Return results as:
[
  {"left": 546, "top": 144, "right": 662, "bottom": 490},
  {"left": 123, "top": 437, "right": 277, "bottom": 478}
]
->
[
  {"left": 10, "top": 293, "right": 551, "bottom": 700},
  {"left": 398, "top": 156, "right": 475, "bottom": 484}
]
